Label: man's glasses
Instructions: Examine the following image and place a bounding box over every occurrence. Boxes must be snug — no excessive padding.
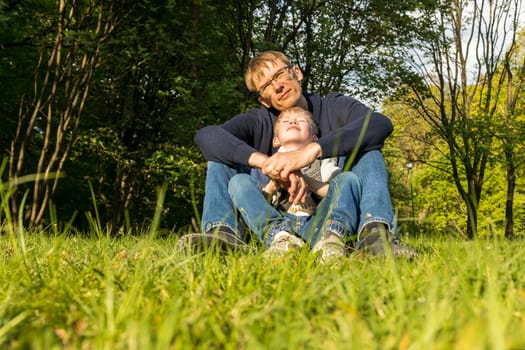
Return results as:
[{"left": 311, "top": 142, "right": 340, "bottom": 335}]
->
[{"left": 257, "top": 66, "right": 292, "bottom": 96}]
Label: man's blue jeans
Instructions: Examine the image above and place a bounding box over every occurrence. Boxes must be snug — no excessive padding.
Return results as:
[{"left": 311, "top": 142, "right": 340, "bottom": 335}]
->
[
  {"left": 228, "top": 172, "right": 361, "bottom": 247},
  {"left": 339, "top": 150, "right": 395, "bottom": 239},
  {"left": 200, "top": 150, "right": 395, "bottom": 240}
]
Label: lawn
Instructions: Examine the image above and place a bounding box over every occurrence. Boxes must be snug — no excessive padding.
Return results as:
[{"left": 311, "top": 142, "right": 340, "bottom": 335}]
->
[{"left": 0, "top": 231, "right": 524, "bottom": 349}]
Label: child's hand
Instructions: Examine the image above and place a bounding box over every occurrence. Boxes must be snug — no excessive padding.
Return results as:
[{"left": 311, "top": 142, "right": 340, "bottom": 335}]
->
[
  {"left": 278, "top": 171, "right": 307, "bottom": 204},
  {"left": 262, "top": 179, "right": 279, "bottom": 195}
]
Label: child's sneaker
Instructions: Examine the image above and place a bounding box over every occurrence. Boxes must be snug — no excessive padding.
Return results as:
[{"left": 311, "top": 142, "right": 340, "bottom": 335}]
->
[
  {"left": 264, "top": 231, "right": 305, "bottom": 256},
  {"left": 312, "top": 231, "right": 346, "bottom": 262}
]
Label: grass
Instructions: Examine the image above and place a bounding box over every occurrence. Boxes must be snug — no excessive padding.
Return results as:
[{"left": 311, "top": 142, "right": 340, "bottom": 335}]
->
[{"left": 0, "top": 230, "right": 524, "bottom": 350}]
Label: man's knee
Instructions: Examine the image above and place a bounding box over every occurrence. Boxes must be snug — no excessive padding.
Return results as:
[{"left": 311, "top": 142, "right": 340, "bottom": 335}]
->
[{"left": 228, "top": 173, "right": 255, "bottom": 195}]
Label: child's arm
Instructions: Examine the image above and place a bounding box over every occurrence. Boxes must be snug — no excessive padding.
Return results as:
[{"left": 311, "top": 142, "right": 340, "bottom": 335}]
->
[{"left": 302, "top": 174, "right": 329, "bottom": 197}]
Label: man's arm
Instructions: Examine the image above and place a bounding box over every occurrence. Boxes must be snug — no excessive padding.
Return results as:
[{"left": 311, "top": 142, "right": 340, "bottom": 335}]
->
[
  {"left": 194, "top": 125, "right": 259, "bottom": 166},
  {"left": 315, "top": 93, "right": 393, "bottom": 158},
  {"left": 194, "top": 109, "right": 273, "bottom": 166},
  {"left": 262, "top": 93, "right": 392, "bottom": 178},
  {"left": 317, "top": 111, "right": 392, "bottom": 158}
]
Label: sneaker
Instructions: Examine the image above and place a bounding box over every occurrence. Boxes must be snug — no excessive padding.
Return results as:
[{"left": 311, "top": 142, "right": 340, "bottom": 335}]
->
[
  {"left": 357, "top": 223, "right": 418, "bottom": 258},
  {"left": 264, "top": 231, "right": 305, "bottom": 256},
  {"left": 312, "top": 231, "right": 346, "bottom": 262},
  {"left": 176, "top": 226, "right": 251, "bottom": 253}
]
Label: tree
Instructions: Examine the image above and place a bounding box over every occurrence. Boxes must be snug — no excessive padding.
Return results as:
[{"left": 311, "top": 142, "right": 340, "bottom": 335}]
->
[
  {"left": 5, "top": 0, "right": 126, "bottom": 227},
  {"left": 496, "top": 27, "right": 525, "bottom": 238},
  {"left": 1, "top": 0, "right": 439, "bottom": 233},
  {"left": 60, "top": 0, "right": 239, "bottom": 231},
  {"left": 391, "top": 0, "right": 524, "bottom": 238},
  {"left": 62, "top": 0, "right": 438, "bottom": 231},
  {"left": 242, "top": 0, "right": 438, "bottom": 102}
]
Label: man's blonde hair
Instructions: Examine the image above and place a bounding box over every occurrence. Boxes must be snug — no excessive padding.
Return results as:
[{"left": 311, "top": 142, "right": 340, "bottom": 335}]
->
[
  {"left": 244, "top": 51, "right": 291, "bottom": 92},
  {"left": 275, "top": 107, "right": 318, "bottom": 135}
]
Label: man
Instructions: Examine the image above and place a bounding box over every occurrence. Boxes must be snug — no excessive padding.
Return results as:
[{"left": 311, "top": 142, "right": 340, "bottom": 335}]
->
[{"left": 178, "top": 50, "right": 416, "bottom": 258}]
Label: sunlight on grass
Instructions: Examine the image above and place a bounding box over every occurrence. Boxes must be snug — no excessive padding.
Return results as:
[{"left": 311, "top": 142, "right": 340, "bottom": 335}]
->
[
  {"left": 1, "top": 166, "right": 524, "bottom": 349},
  {"left": 0, "top": 231, "right": 524, "bottom": 349}
]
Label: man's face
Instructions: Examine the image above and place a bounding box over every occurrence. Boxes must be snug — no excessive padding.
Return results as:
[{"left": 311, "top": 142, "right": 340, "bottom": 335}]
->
[{"left": 255, "top": 60, "right": 304, "bottom": 111}]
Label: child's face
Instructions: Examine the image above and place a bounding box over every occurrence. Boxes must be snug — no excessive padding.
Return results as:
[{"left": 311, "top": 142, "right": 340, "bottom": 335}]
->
[{"left": 273, "top": 111, "right": 315, "bottom": 147}]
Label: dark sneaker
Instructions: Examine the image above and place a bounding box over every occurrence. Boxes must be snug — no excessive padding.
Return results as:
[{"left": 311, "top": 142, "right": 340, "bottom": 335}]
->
[
  {"left": 312, "top": 231, "right": 346, "bottom": 262},
  {"left": 357, "top": 224, "right": 418, "bottom": 259},
  {"left": 176, "top": 226, "right": 251, "bottom": 253},
  {"left": 263, "top": 231, "right": 305, "bottom": 257}
]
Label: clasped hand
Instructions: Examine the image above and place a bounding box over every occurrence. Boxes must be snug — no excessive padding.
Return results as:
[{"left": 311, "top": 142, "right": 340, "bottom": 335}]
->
[{"left": 262, "top": 150, "right": 312, "bottom": 204}]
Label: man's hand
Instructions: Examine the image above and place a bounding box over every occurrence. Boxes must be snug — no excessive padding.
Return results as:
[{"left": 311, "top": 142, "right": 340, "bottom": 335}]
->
[
  {"left": 261, "top": 142, "right": 322, "bottom": 204},
  {"left": 262, "top": 142, "right": 322, "bottom": 179},
  {"left": 248, "top": 150, "right": 306, "bottom": 203}
]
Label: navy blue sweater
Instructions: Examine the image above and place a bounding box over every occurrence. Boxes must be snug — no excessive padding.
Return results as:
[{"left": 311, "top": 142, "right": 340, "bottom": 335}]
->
[{"left": 194, "top": 92, "right": 393, "bottom": 166}]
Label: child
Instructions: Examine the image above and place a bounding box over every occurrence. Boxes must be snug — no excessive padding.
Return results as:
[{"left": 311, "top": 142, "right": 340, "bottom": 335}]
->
[
  {"left": 228, "top": 107, "right": 362, "bottom": 260},
  {"left": 262, "top": 107, "right": 340, "bottom": 216}
]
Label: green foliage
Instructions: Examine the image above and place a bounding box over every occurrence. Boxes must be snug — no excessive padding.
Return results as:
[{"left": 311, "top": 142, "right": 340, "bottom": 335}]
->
[
  {"left": 144, "top": 144, "right": 206, "bottom": 230},
  {"left": 411, "top": 157, "right": 467, "bottom": 237},
  {"left": 0, "top": 1, "right": 44, "bottom": 162},
  {"left": 56, "top": 128, "right": 206, "bottom": 231},
  {"left": 0, "top": 0, "right": 492, "bottom": 235},
  {"left": 43, "top": 0, "right": 240, "bottom": 231},
  {"left": 384, "top": 92, "right": 525, "bottom": 238},
  {"left": 247, "top": 0, "right": 438, "bottom": 101},
  {"left": 389, "top": 147, "right": 525, "bottom": 238}
]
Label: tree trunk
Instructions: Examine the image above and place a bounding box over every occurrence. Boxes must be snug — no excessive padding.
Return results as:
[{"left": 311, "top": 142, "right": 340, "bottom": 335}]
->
[{"left": 504, "top": 152, "right": 516, "bottom": 239}]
